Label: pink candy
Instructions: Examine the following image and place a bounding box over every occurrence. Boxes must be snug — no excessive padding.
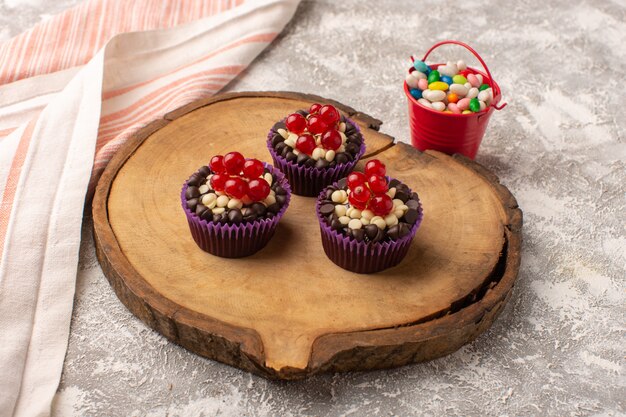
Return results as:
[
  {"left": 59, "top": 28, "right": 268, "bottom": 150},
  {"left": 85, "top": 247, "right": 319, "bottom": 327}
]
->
[
  {"left": 457, "top": 98, "right": 471, "bottom": 111},
  {"left": 448, "top": 102, "right": 461, "bottom": 114},
  {"left": 418, "top": 78, "right": 428, "bottom": 90},
  {"left": 467, "top": 73, "right": 481, "bottom": 88}
]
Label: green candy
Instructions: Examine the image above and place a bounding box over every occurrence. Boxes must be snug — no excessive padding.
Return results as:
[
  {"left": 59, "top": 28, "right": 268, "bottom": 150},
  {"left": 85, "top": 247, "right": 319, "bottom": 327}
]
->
[
  {"left": 479, "top": 83, "right": 490, "bottom": 91},
  {"left": 452, "top": 75, "right": 467, "bottom": 85},
  {"left": 427, "top": 70, "right": 440, "bottom": 84},
  {"left": 469, "top": 97, "right": 481, "bottom": 112}
]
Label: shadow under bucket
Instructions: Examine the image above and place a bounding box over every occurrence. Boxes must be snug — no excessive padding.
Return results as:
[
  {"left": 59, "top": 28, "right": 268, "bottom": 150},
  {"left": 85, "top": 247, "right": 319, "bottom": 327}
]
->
[{"left": 405, "top": 40, "right": 506, "bottom": 160}]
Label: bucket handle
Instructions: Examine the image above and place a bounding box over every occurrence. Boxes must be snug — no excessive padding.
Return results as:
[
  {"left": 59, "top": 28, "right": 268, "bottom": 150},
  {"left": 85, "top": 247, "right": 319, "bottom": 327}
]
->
[{"left": 413, "top": 40, "right": 507, "bottom": 111}]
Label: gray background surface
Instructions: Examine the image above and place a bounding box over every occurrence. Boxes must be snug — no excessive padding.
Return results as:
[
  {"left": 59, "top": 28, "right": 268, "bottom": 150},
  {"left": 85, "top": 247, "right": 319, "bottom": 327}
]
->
[{"left": 2, "top": 0, "right": 624, "bottom": 416}]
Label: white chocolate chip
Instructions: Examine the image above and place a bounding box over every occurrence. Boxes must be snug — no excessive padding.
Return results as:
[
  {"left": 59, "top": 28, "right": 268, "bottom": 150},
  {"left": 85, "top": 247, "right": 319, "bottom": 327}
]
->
[
  {"left": 349, "top": 208, "right": 362, "bottom": 219},
  {"left": 212, "top": 207, "right": 225, "bottom": 214},
  {"left": 263, "top": 194, "right": 276, "bottom": 206},
  {"left": 331, "top": 190, "right": 344, "bottom": 203},
  {"left": 346, "top": 207, "right": 354, "bottom": 217},
  {"left": 334, "top": 205, "right": 347, "bottom": 217},
  {"left": 325, "top": 150, "right": 336, "bottom": 162},
  {"left": 312, "top": 147, "right": 325, "bottom": 161},
  {"left": 348, "top": 219, "right": 362, "bottom": 229},
  {"left": 277, "top": 128, "right": 288, "bottom": 139},
  {"left": 360, "top": 217, "right": 370, "bottom": 225},
  {"left": 216, "top": 195, "right": 229, "bottom": 208},
  {"left": 384, "top": 214, "right": 399, "bottom": 227},
  {"left": 394, "top": 209, "right": 404, "bottom": 218},
  {"left": 199, "top": 184, "right": 209, "bottom": 194},
  {"left": 398, "top": 204, "right": 409, "bottom": 212},
  {"left": 216, "top": 190, "right": 225, "bottom": 196},
  {"left": 315, "top": 137, "right": 322, "bottom": 146},
  {"left": 201, "top": 193, "right": 217, "bottom": 207},
  {"left": 372, "top": 217, "right": 386, "bottom": 229},
  {"left": 270, "top": 189, "right": 276, "bottom": 196},
  {"left": 284, "top": 138, "right": 296, "bottom": 148},
  {"left": 340, "top": 190, "right": 348, "bottom": 202},
  {"left": 206, "top": 174, "right": 213, "bottom": 181},
  {"left": 392, "top": 198, "right": 404, "bottom": 207},
  {"left": 361, "top": 209, "right": 374, "bottom": 220},
  {"left": 339, "top": 132, "right": 347, "bottom": 144},
  {"left": 293, "top": 148, "right": 301, "bottom": 155},
  {"left": 337, "top": 145, "right": 346, "bottom": 153},
  {"left": 386, "top": 187, "right": 396, "bottom": 198},
  {"left": 227, "top": 199, "right": 243, "bottom": 209},
  {"left": 338, "top": 216, "right": 350, "bottom": 225},
  {"left": 263, "top": 173, "right": 273, "bottom": 185},
  {"left": 339, "top": 122, "right": 346, "bottom": 132}
]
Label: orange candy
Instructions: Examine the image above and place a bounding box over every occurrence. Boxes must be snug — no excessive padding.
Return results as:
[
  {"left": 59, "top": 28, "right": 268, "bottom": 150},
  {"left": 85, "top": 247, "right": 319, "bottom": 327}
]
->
[{"left": 447, "top": 93, "right": 459, "bottom": 103}]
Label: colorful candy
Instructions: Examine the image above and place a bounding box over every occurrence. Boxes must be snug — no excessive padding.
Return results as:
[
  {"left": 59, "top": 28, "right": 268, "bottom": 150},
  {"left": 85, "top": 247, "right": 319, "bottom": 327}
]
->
[{"left": 405, "top": 58, "right": 494, "bottom": 115}]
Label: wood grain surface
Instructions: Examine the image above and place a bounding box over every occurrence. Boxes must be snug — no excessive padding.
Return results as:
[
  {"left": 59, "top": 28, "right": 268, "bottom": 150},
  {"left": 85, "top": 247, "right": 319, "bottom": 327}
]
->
[{"left": 93, "top": 91, "right": 522, "bottom": 379}]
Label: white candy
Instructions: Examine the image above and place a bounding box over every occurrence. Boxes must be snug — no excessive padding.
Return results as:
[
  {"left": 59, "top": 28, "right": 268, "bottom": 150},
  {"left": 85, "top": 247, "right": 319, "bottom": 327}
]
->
[
  {"left": 335, "top": 205, "right": 347, "bottom": 217},
  {"left": 386, "top": 187, "right": 396, "bottom": 198},
  {"left": 384, "top": 214, "right": 399, "bottom": 227},
  {"left": 426, "top": 89, "right": 446, "bottom": 102},
  {"left": 476, "top": 74, "right": 483, "bottom": 84},
  {"left": 371, "top": 216, "right": 386, "bottom": 229},
  {"left": 449, "top": 83, "right": 468, "bottom": 97},
  {"left": 312, "top": 147, "right": 325, "bottom": 160},
  {"left": 418, "top": 98, "right": 433, "bottom": 108},
  {"left": 338, "top": 122, "right": 346, "bottom": 132},
  {"left": 405, "top": 73, "right": 420, "bottom": 89},
  {"left": 348, "top": 219, "right": 362, "bottom": 230},
  {"left": 263, "top": 194, "right": 276, "bottom": 206},
  {"left": 432, "top": 102, "right": 446, "bottom": 111},
  {"left": 325, "top": 150, "right": 336, "bottom": 162},
  {"left": 338, "top": 216, "right": 350, "bottom": 225},
  {"left": 410, "top": 70, "right": 427, "bottom": 80},
  {"left": 227, "top": 199, "right": 243, "bottom": 209},
  {"left": 201, "top": 193, "right": 217, "bottom": 207},
  {"left": 277, "top": 128, "right": 288, "bottom": 139},
  {"left": 464, "top": 82, "right": 472, "bottom": 90},
  {"left": 216, "top": 195, "right": 229, "bottom": 208},
  {"left": 361, "top": 209, "right": 374, "bottom": 220},
  {"left": 439, "top": 63, "right": 457, "bottom": 77},
  {"left": 349, "top": 208, "right": 362, "bottom": 219},
  {"left": 198, "top": 184, "right": 209, "bottom": 194},
  {"left": 457, "top": 60, "right": 467, "bottom": 71},
  {"left": 212, "top": 207, "right": 225, "bottom": 214},
  {"left": 479, "top": 100, "right": 487, "bottom": 111},
  {"left": 467, "top": 87, "right": 479, "bottom": 99}
]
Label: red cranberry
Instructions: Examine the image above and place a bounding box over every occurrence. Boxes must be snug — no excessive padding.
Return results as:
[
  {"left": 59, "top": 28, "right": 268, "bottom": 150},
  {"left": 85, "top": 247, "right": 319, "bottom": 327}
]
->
[
  {"left": 367, "top": 174, "right": 388, "bottom": 194},
  {"left": 210, "top": 173, "right": 228, "bottom": 191},
  {"left": 351, "top": 184, "right": 371, "bottom": 203},
  {"left": 365, "top": 159, "right": 386, "bottom": 177},
  {"left": 348, "top": 193, "right": 367, "bottom": 210},
  {"left": 224, "top": 177, "right": 248, "bottom": 199},
  {"left": 209, "top": 155, "right": 225, "bottom": 173},
  {"left": 223, "top": 152, "right": 245, "bottom": 175},
  {"left": 285, "top": 113, "right": 307, "bottom": 134},
  {"left": 321, "top": 129, "right": 341, "bottom": 151},
  {"left": 242, "top": 159, "right": 264, "bottom": 179},
  {"left": 295, "top": 134, "right": 316, "bottom": 155},
  {"left": 319, "top": 104, "right": 340, "bottom": 125},
  {"left": 309, "top": 103, "right": 322, "bottom": 114},
  {"left": 247, "top": 178, "right": 271, "bottom": 202},
  {"left": 369, "top": 194, "right": 393, "bottom": 216},
  {"left": 307, "top": 115, "right": 328, "bottom": 135},
  {"left": 347, "top": 172, "right": 366, "bottom": 189}
]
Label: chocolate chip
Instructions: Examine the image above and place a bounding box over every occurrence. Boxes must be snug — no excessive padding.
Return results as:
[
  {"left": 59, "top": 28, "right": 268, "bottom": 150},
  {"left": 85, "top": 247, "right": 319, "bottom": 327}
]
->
[
  {"left": 315, "top": 159, "right": 330, "bottom": 169},
  {"left": 364, "top": 224, "right": 379, "bottom": 240},
  {"left": 186, "top": 198, "right": 198, "bottom": 212},
  {"left": 395, "top": 190, "right": 410, "bottom": 203},
  {"left": 275, "top": 185, "right": 287, "bottom": 195},
  {"left": 329, "top": 161, "right": 337, "bottom": 167},
  {"left": 267, "top": 203, "right": 280, "bottom": 214},
  {"left": 331, "top": 219, "right": 342, "bottom": 231},
  {"left": 187, "top": 174, "right": 202, "bottom": 187},
  {"left": 335, "top": 153, "right": 348, "bottom": 164},
  {"left": 228, "top": 208, "right": 243, "bottom": 224},
  {"left": 340, "top": 114, "right": 347, "bottom": 123},
  {"left": 276, "top": 194, "right": 287, "bottom": 206},
  {"left": 251, "top": 203, "right": 267, "bottom": 216},
  {"left": 271, "top": 134, "right": 284, "bottom": 147},
  {"left": 406, "top": 199, "right": 420, "bottom": 210},
  {"left": 241, "top": 207, "right": 254, "bottom": 217},
  {"left": 275, "top": 142, "right": 287, "bottom": 154},
  {"left": 411, "top": 192, "right": 419, "bottom": 200},
  {"left": 213, "top": 213, "right": 223, "bottom": 222},
  {"left": 372, "top": 229, "right": 385, "bottom": 243},
  {"left": 195, "top": 204, "right": 207, "bottom": 216},
  {"left": 404, "top": 208, "right": 420, "bottom": 225},
  {"left": 198, "top": 166, "right": 210, "bottom": 177},
  {"left": 305, "top": 158, "right": 316, "bottom": 167},
  {"left": 352, "top": 229, "right": 365, "bottom": 242},
  {"left": 345, "top": 143, "right": 360, "bottom": 154},
  {"left": 295, "top": 109, "right": 308, "bottom": 116},
  {"left": 389, "top": 179, "right": 401, "bottom": 188},
  {"left": 320, "top": 203, "right": 335, "bottom": 216},
  {"left": 387, "top": 225, "right": 400, "bottom": 240},
  {"left": 342, "top": 152, "right": 354, "bottom": 162},
  {"left": 201, "top": 209, "right": 213, "bottom": 221},
  {"left": 297, "top": 153, "right": 309, "bottom": 165},
  {"left": 185, "top": 186, "right": 200, "bottom": 199},
  {"left": 336, "top": 178, "right": 348, "bottom": 189},
  {"left": 281, "top": 146, "right": 291, "bottom": 157},
  {"left": 285, "top": 151, "right": 297, "bottom": 163},
  {"left": 399, "top": 223, "right": 411, "bottom": 238},
  {"left": 272, "top": 122, "right": 286, "bottom": 131}
]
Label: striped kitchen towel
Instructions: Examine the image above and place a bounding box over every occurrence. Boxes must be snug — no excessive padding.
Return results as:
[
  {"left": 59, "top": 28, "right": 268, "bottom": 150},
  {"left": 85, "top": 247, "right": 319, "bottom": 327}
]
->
[{"left": 0, "top": 1, "right": 300, "bottom": 416}]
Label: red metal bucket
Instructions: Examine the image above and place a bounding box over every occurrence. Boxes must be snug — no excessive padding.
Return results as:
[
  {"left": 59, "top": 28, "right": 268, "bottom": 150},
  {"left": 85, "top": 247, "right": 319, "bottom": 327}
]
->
[{"left": 405, "top": 40, "right": 507, "bottom": 159}]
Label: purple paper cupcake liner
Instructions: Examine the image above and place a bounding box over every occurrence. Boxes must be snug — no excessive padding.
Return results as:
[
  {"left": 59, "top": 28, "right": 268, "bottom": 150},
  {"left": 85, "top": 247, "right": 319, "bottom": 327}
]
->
[
  {"left": 315, "top": 179, "right": 424, "bottom": 274},
  {"left": 181, "top": 164, "right": 291, "bottom": 258},
  {"left": 266, "top": 117, "right": 366, "bottom": 197}
]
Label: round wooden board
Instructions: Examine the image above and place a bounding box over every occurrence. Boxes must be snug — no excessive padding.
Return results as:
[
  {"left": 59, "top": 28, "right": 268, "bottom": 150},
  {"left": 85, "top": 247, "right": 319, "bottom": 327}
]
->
[{"left": 93, "top": 91, "right": 522, "bottom": 379}]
